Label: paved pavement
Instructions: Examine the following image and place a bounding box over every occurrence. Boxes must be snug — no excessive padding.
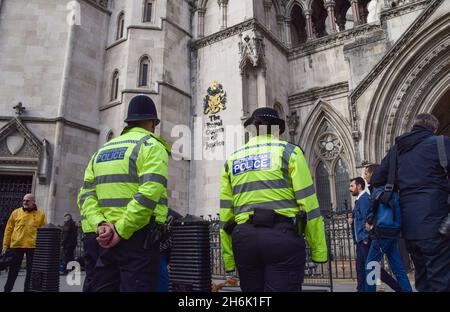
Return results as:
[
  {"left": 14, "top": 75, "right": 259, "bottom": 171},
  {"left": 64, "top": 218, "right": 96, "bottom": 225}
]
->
[{"left": 0, "top": 268, "right": 417, "bottom": 292}]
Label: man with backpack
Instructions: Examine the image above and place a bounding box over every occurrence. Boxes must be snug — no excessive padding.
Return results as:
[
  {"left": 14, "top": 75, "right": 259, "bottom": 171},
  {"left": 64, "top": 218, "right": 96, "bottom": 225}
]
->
[
  {"left": 371, "top": 113, "right": 450, "bottom": 292},
  {"left": 364, "top": 186, "right": 412, "bottom": 292}
]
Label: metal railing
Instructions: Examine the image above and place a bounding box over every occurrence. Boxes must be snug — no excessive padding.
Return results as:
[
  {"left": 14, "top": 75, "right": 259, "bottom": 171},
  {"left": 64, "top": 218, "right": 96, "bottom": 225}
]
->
[{"left": 71, "top": 209, "right": 421, "bottom": 292}]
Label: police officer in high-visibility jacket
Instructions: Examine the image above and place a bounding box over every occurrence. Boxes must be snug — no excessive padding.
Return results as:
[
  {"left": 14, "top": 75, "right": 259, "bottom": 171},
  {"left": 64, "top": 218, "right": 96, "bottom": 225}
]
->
[
  {"left": 77, "top": 95, "right": 169, "bottom": 292},
  {"left": 220, "top": 107, "right": 327, "bottom": 292}
]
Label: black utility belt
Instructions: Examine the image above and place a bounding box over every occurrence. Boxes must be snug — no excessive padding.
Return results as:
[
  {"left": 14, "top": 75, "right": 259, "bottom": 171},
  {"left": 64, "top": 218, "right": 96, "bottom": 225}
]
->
[{"left": 247, "top": 208, "right": 295, "bottom": 227}]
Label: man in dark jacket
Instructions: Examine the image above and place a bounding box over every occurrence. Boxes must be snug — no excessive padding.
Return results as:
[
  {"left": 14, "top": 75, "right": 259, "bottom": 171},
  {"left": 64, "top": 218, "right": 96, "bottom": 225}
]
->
[
  {"left": 61, "top": 213, "right": 78, "bottom": 275},
  {"left": 372, "top": 113, "right": 450, "bottom": 292},
  {"left": 349, "top": 177, "right": 371, "bottom": 292}
]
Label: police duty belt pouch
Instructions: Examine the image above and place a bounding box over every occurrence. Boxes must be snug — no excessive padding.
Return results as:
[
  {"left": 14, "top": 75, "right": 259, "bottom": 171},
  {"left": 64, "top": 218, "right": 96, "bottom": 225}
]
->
[
  {"left": 375, "top": 145, "right": 401, "bottom": 237},
  {"left": 252, "top": 208, "right": 275, "bottom": 227},
  {"left": 295, "top": 210, "right": 307, "bottom": 236}
]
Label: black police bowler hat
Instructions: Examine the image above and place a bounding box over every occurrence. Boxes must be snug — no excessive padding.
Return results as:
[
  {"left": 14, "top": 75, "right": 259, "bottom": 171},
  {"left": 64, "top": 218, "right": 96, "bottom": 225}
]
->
[
  {"left": 244, "top": 107, "right": 286, "bottom": 135},
  {"left": 124, "top": 95, "right": 160, "bottom": 123}
]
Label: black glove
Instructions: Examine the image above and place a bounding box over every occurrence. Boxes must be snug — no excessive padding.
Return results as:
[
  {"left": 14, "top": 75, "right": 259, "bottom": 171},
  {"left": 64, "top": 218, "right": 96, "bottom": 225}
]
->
[{"left": 223, "top": 219, "right": 237, "bottom": 235}]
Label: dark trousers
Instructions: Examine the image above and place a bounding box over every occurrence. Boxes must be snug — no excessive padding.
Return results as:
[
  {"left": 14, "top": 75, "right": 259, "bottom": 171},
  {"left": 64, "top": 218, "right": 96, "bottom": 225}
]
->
[
  {"left": 232, "top": 222, "right": 306, "bottom": 292},
  {"left": 355, "top": 240, "right": 401, "bottom": 292},
  {"left": 365, "top": 238, "right": 412, "bottom": 292},
  {"left": 406, "top": 236, "right": 450, "bottom": 292},
  {"left": 91, "top": 225, "right": 160, "bottom": 292},
  {"left": 82, "top": 233, "right": 100, "bottom": 292},
  {"left": 4, "top": 248, "right": 34, "bottom": 292},
  {"left": 62, "top": 246, "right": 76, "bottom": 273}
]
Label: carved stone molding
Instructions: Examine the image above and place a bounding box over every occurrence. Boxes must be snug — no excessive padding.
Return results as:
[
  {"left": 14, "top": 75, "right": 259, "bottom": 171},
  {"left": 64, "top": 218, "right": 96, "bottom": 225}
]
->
[
  {"left": 288, "top": 23, "right": 383, "bottom": 60},
  {"left": 381, "top": 0, "right": 431, "bottom": 22},
  {"left": 286, "top": 111, "right": 300, "bottom": 137},
  {"left": 191, "top": 19, "right": 257, "bottom": 50},
  {"left": 0, "top": 116, "right": 51, "bottom": 183},
  {"left": 82, "top": 0, "right": 111, "bottom": 14},
  {"left": 87, "top": 0, "right": 108, "bottom": 8},
  {"left": 239, "top": 33, "right": 266, "bottom": 74},
  {"left": 316, "top": 132, "right": 343, "bottom": 160},
  {"left": 383, "top": 39, "right": 450, "bottom": 150},
  {"left": 363, "top": 15, "right": 450, "bottom": 161},
  {"left": 288, "top": 82, "right": 349, "bottom": 108}
]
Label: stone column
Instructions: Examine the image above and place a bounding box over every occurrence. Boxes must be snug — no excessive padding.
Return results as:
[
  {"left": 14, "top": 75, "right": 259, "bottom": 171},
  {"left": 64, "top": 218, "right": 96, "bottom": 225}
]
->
[
  {"left": 351, "top": 0, "right": 362, "bottom": 26},
  {"left": 304, "top": 9, "right": 314, "bottom": 40},
  {"left": 218, "top": 0, "right": 228, "bottom": 30},
  {"left": 263, "top": 0, "right": 273, "bottom": 31},
  {"left": 325, "top": 0, "right": 337, "bottom": 33},
  {"left": 284, "top": 17, "right": 292, "bottom": 48},
  {"left": 277, "top": 15, "right": 285, "bottom": 42},
  {"left": 287, "top": 111, "right": 300, "bottom": 144},
  {"left": 198, "top": 8, "right": 206, "bottom": 37},
  {"left": 256, "top": 69, "right": 267, "bottom": 108}
]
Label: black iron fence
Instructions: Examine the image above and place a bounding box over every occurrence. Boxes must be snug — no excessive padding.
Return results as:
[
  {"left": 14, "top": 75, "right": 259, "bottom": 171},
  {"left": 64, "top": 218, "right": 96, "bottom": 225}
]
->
[
  {"left": 207, "top": 210, "right": 357, "bottom": 291},
  {"left": 71, "top": 210, "right": 417, "bottom": 291}
]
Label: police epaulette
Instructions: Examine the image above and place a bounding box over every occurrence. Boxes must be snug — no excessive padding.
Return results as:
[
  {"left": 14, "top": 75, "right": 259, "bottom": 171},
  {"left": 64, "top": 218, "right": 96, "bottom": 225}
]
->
[{"left": 290, "top": 143, "right": 304, "bottom": 154}]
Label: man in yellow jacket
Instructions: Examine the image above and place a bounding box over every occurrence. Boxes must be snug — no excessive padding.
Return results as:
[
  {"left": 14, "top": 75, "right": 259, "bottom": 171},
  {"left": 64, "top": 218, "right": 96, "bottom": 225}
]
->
[
  {"left": 220, "top": 107, "right": 328, "bottom": 292},
  {"left": 77, "top": 95, "right": 169, "bottom": 292},
  {"left": 2, "top": 193, "right": 47, "bottom": 292}
]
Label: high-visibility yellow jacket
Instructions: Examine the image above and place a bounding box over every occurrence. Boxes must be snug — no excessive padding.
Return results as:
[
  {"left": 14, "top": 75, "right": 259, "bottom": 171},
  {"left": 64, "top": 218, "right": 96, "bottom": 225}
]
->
[
  {"left": 2, "top": 207, "right": 47, "bottom": 249},
  {"left": 220, "top": 134, "right": 328, "bottom": 272},
  {"left": 77, "top": 127, "right": 169, "bottom": 239}
]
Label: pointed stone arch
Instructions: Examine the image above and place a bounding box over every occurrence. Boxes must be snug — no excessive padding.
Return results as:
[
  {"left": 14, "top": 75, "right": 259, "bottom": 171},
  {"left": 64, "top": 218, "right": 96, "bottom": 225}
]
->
[
  {"left": 298, "top": 99, "right": 355, "bottom": 176},
  {"left": 0, "top": 117, "right": 50, "bottom": 183},
  {"left": 286, "top": 0, "right": 307, "bottom": 16},
  {"left": 299, "top": 100, "right": 355, "bottom": 212},
  {"left": 271, "top": 0, "right": 283, "bottom": 16},
  {"left": 364, "top": 12, "right": 450, "bottom": 161}
]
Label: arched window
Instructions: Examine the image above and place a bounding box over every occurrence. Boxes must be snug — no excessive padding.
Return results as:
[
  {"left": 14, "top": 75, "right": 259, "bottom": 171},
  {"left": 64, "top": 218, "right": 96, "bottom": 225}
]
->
[
  {"left": 311, "top": 0, "right": 328, "bottom": 38},
  {"left": 138, "top": 56, "right": 151, "bottom": 87},
  {"left": 315, "top": 161, "right": 332, "bottom": 214},
  {"left": 116, "top": 12, "right": 125, "bottom": 40},
  {"left": 143, "top": 0, "right": 154, "bottom": 23},
  {"left": 335, "top": 0, "right": 352, "bottom": 31},
  {"left": 312, "top": 125, "right": 354, "bottom": 214},
  {"left": 290, "top": 4, "right": 307, "bottom": 45},
  {"left": 111, "top": 70, "right": 119, "bottom": 101},
  {"left": 334, "top": 158, "right": 351, "bottom": 212}
]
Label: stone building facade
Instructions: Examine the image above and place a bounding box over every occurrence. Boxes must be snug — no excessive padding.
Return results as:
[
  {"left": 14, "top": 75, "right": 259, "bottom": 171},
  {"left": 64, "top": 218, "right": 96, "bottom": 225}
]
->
[{"left": 0, "top": 0, "right": 448, "bottom": 226}]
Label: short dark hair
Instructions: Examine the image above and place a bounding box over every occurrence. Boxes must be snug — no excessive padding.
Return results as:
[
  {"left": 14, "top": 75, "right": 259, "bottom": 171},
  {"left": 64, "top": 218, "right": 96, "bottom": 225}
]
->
[
  {"left": 413, "top": 113, "right": 439, "bottom": 133},
  {"left": 364, "top": 163, "right": 379, "bottom": 174},
  {"left": 350, "top": 177, "right": 365, "bottom": 190}
]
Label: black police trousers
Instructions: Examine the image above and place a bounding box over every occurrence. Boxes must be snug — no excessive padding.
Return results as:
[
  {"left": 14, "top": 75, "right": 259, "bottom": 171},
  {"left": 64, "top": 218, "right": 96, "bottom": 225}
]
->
[
  {"left": 406, "top": 236, "right": 450, "bottom": 292},
  {"left": 82, "top": 233, "right": 99, "bottom": 292},
  {"left": 91, "top": 225, "right": 160, "bottom": 292},
  {"left": 232, "top": 222, "right": 306, "bottom": 292}
]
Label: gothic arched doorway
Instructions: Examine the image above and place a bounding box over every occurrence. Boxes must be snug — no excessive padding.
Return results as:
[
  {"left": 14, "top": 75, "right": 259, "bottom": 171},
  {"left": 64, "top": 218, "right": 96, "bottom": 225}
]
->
[{"left": 432, "top": 88, "right": 450, "bottom": 136}]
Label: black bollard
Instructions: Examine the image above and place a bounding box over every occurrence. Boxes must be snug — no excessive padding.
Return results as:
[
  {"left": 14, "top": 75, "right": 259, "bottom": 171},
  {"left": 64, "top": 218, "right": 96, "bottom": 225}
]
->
[
  {"left": 169, "top": 214, "right": 212, "bottom": 292},
  {"left": 30, "top": 224, "right": 62, "bottom": 292}
]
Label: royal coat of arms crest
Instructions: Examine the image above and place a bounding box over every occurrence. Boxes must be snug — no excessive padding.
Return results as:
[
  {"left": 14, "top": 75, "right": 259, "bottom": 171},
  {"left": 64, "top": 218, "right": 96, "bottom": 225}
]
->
[{"left": 203, "top": 81, "right": 227, "bottom": 115}]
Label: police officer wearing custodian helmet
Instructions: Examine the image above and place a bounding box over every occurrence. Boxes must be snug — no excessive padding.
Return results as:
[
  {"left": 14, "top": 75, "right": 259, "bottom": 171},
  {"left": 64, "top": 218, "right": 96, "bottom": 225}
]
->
[
  {"left": 77, "top": 95, "right": 169, "bottom": 291},
  {"left": 220, "top": 107, "right": 328, "bottom": 291}
]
